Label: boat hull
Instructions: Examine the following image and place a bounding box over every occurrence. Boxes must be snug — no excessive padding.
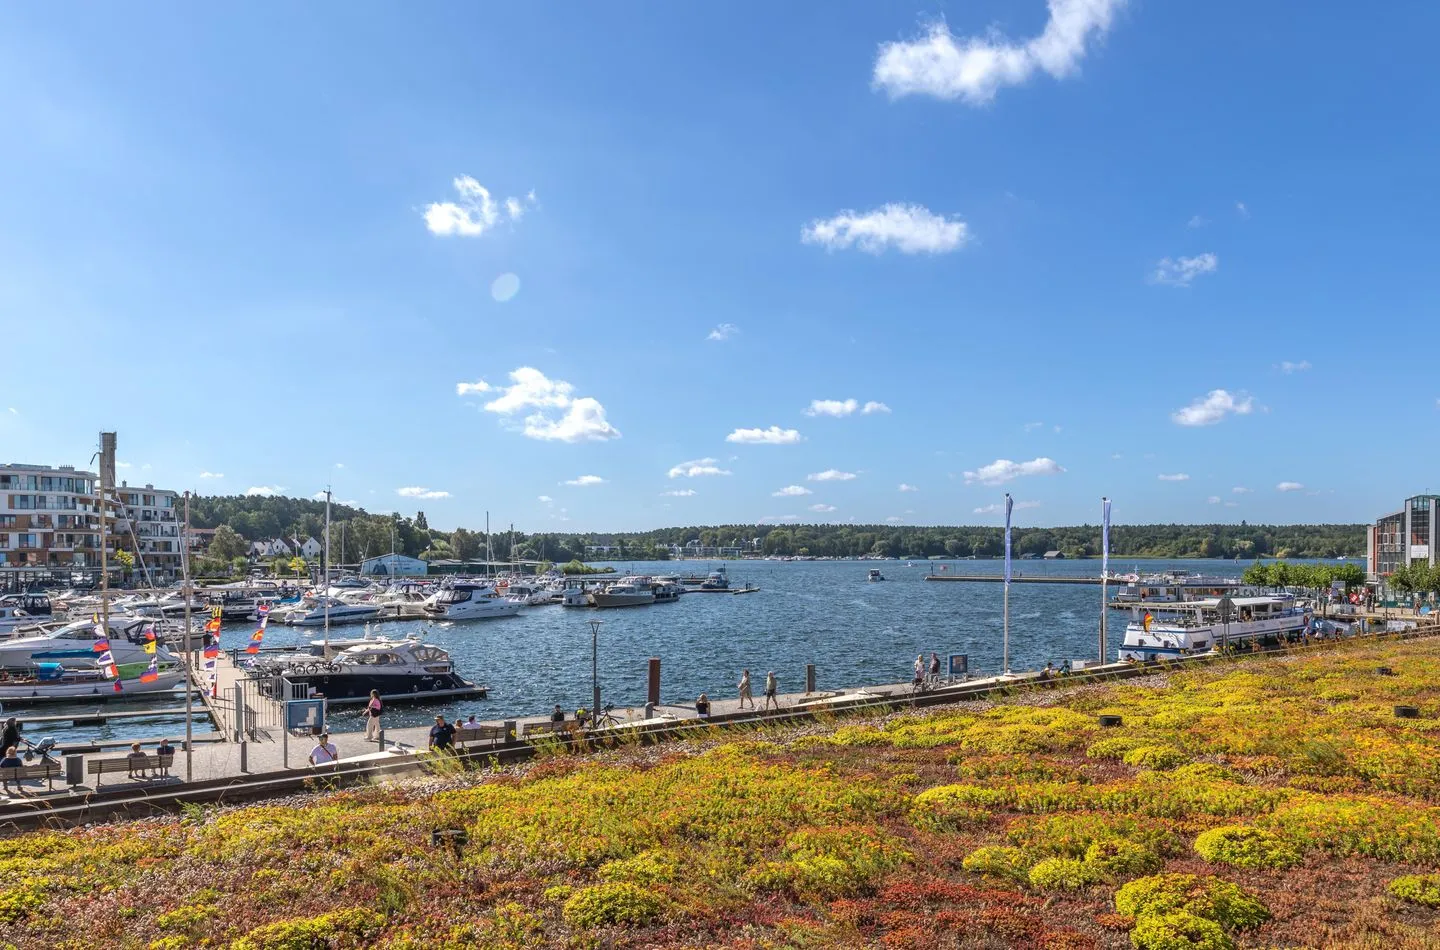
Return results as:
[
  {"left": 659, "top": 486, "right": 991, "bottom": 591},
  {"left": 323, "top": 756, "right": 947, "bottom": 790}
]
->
[
  {"left": 423, "top": 602, "right": 523, "bottom": 621},
  {"left": 262, "top": 671, "right": 485, "bottom": 704},
  {"left": 1119, "top": 614, "right": 1311, "bottom": 662},
  {"left": 589, "top": 593, "right": 656, "bottom": 608},
  {"left": 0, "top": 670, "right": 186, "bottom": 703}
]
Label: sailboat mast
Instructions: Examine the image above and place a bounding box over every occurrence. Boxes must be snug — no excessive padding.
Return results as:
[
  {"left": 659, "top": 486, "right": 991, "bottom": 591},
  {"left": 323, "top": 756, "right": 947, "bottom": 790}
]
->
[
  {"left": 486, "top": 510, "right": 491, "bottom": 580},
  {"left": 182, "top": 490, "right": 195, "bottom": 782},
  {"left": 97, "top": 432, "right": 114, "bottom": 643},
  {"left": 323, "top": 489, "right": 331, "bottom": 654}
]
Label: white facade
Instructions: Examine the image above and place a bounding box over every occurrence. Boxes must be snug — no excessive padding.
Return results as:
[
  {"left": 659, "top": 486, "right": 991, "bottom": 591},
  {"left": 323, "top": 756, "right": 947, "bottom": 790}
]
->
[
  {"left": 298, "top": 537, "right": 323, "bottom": 560},
  {"left": 251, "top": 538, "right": 294, "bottom": 558}
]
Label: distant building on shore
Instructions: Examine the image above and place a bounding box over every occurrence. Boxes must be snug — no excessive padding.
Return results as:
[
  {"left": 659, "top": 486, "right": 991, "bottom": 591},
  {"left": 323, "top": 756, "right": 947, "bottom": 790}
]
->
[
  {"left": 361, "top": 553, "right": 427, "bottom": 576},
  {"left": 1367, "top": 494, "right": 1439, "bottom": 579}
]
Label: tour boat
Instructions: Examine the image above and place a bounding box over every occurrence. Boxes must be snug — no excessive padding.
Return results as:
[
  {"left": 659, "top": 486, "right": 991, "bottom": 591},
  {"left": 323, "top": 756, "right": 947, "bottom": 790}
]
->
[
  {"left": 1109, "top": 572, "right": 1247, "bottom": 605},
  {"left": 1117, "top": 595, "right": 1311, "bottom": 662},
  {"left": 247, "top": 638, "right": 486, "bottom": 703},
  {"left": 0, "top": 661, "right": 185, "bottom": 702},
  {"left": 590, "top": 578, "right": 657, "bottom": 608},
  {"left": 423, "top": 583, "right": 523, "bottom": 621}
]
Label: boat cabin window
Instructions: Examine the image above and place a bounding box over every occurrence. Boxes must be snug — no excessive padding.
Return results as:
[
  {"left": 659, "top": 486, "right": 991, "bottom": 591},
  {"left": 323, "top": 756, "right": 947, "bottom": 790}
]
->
[
  {"left": 356, "top": 652, "right": 400, "bottom": 665},
  {"left": 412, "top": 647, "right": 447, "bottom": 663}
]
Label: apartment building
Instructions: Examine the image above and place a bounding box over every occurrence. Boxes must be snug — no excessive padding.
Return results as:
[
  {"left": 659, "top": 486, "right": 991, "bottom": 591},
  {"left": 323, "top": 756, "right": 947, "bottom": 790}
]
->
[
  {"left": 114, "top": 482, "right": 182, "bottom": 583},
  {"left": 0, "top": 463, "right": 106, "bottom": 571},
  {"left": 1367, "top": 494, "right": 1440, "bottom": 579}
]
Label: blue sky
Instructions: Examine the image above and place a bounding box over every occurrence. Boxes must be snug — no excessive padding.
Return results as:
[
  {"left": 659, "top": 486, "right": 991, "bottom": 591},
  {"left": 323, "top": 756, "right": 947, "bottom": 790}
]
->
[{"left": 2, "top": 1, "right": 1437, "bottom": 532}]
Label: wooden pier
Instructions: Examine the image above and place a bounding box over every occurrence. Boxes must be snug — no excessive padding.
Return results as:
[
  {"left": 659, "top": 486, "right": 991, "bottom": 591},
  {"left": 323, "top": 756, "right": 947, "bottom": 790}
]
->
[{"left": 925, "top": 573, "right": 1110, "bottom": 585}]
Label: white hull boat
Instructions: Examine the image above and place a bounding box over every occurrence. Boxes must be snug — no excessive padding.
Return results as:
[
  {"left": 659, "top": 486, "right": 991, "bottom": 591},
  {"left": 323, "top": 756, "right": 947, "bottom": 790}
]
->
[
  {"left": 1118, "top": 595, "right": 1311, "bottom": 662},
  {"left": 0, "top": 667, "right": 185, "bottom": 703},
  {"left": 423, "top": 584, "right": 523, "bottom": 621}
]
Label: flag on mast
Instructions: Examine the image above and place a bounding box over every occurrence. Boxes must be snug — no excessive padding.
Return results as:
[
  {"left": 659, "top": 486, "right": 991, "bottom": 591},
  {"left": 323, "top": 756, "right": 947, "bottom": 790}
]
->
[
  {"left": 1102, "top": 497, "right": 1112, "bottom": 576},
  {"left": 139, "top": 654, "right": 160, "bottom": 684},
  {"left": 1003, "top": 493, "right": 1014, "bottom": 586},
  {"left": 245, "top": 628, "right": 265, "bottom": 654}
]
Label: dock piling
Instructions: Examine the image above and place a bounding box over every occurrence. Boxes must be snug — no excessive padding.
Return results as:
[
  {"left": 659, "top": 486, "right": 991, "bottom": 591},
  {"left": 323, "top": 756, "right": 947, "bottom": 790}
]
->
[
  {"left": 805, "top": 664, "right": 816, "bottom": 694},
  {"left": 647, "top": 657, "right": 661, "bottom": 706}
]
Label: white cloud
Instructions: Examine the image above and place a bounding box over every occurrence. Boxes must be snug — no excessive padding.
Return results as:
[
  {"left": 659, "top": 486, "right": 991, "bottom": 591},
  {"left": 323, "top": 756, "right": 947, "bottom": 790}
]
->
[
  {"left": 862, "top": 401, "right": 891, "bottom": 415},
  {"left": 335, "top": 463, "right": 345, "bottom": 469},
  {"left": 802, "top": 203, "right": 969, "bottom": 255},
  {"left": 198, "top": 472, "right": 224, "bottom": 479},
  {"left": 1236, "top": 201, "right": 1250, "bottom": 219},
  {"left": 463, "top": 367, "right": 620, "bottom": 443},
  {"left": 423, "top": 176, "right": 534, "bottom": 237},
  {"left": 1224, "top": 501, "right": 1240, "bottom": 508},
  {"left": 667, "top": 458, "right": 732, "bottom": 479},
  {"left": 885, "top": 516, "right": 904, "bottom": 524},
  {"left": 973, "top": 500, "right": 1042, "bottom": 514},
  {"left": 1023, "top": 421, "right": 1044, "bottom": 432},
  {"left": 1187, "top": 215, "right": 1208, "bottom": 229},
  {"left": 1277, "top": 360, "right": 1311, "bottom": 374},
  {"left": 962, "top": 457, "right": 1065, "bottom": 486},
  {"left": 759, "top": 515, "right": 801, "bottom": 525},
  {"left": 6, "top": 407, "right": 16, "bottom": 415},
  {"left": 1157, "top": 473, "right": 1190, "bottom": 482},
  {"left": 244, "top": 486, "right": 284, "bottom": 497},
  {"left": 397, "top": 486, "right": 450, "bottom": 499},
  {"left": 1276, "top": 481, "right": 1305, "bottom": 492},
  {"left": 491, "top": 273, "right": 521, "bottom": 303},
  {"left": 726, "top": 426, "right": 803, "bottom": 445},
  {"left": 1152, "top": 253, "right": 1219, "bottom": 287},
  {"left": 1206, "top": 496, "right": 1221, "bottom": 504},
  {"left": 872, "top": 2, "right": 1126, "bottom": 106},
  {"left": 562, "top": 475, "right": 606, "bottom": 487},
  {"left": 116, "top": 461, "right": 132, "bottom": 469},
  {"left": 661, "top": 489, "right": 697, "bottom": 497},
  {"left": 898, "top": 483, "right": 919, "bottom": 492},
  {"left": 810, "top": 503, "right": 837, "bottom": 513},
  {"left": 773, "top": 485, "right": 812, "bottom": 497},
  {"left": 804, "top": 398, "right": 859, "bottom": 418},
  {"left": 706, "top": 323, "right": 739, "bottom": 342},
  {"left": 1233, "top": 486, "right": 1252, "bottom": 494},
  {"left": 1171, "top": 389, "right": 1254, "bottom": 426},
  {"left": 807, "top": 469, "right": 858, "bottom": 482},
  {"left": 537, "top": 495, "right": 553, "bottom": 503}
]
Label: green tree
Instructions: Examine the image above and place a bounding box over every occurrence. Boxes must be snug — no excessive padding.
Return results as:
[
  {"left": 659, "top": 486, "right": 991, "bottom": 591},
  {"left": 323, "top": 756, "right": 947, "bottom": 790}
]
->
[
  {"left": 113, "top": 548, "right": 135, "bottom": 581},
  {"left": 210, "top": 524, "right": 246, "bottom": 562},
  {"left": 288, "top": 556, "right": 307, "bottom": 579}
]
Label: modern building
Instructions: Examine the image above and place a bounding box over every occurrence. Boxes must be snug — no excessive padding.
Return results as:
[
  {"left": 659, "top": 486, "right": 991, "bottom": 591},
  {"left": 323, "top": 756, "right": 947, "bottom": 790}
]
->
[
  {"left": 113, "top": 482, "right": 182, "bottom": 584},
  {"left": 360, "top": 553, "right": 428, "bottom": 576},
  {"left": 0, "top": 464, "right": 106, "bottom": 573},
  {"left": 1367, "top": 494, "right": 1439, "bottom": 579}
]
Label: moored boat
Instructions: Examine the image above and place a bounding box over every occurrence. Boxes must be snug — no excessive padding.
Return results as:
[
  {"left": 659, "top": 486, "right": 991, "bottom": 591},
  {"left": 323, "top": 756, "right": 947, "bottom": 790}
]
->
[
  {"left": 1118, "top": 594, "right": 1311, "bottom": 662},
  {"left": 247, "top": 638, "right": 485, "bottom": 704}
]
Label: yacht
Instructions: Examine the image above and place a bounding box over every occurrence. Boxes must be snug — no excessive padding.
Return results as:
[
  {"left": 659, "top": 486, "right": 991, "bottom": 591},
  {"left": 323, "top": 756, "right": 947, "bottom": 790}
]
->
[
  {"left": 1118, "top": 595, "right": 1311, "bottom": 662},
  {"left": 501, "top": 583, "right": 553, "bottom": 607},
  {"left": 1109, "top": 572, "right": 1247, "bottom": 605},
  {"left": 868, "top": 569, "right": 885, "bottom": 582},
  {"left": 0, "top": 661, "right": 185, "bottom": 703},
  {"left": 590, "top": 578, "right": 657, "bottom": 608},
  {"left": 560, "top": 578, "right": 594, "bottom": 607},
  {"left": 689, "top": 567, "right": 731, "bottom": 592},
  {"left": 0, "top": 616, "right": 181, "bottom": 669},
  {"left": 281, "top": 596, "right": 382, "bottom": 627},
  {"left": 247, "top": 638, "right": 485, "bottom": 703},
  {"left": 652, "top": 581, "right": 684, "bottom": 603},
  {"left": 0, "top": 593, "right": 53, "bottom": 618},
  {"left": 423, "top": 583, "right": 523, "bottom": 621},
  {"left": 0, "top": 607, "right": 43, "bottom": 637}
]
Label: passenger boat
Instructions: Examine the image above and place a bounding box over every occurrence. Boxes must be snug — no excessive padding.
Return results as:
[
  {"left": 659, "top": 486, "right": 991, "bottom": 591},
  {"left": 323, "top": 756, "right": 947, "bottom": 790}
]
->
[
  {"left": 590, "top": 578, "right": 657, "bottom": 608},
  {"left": 868, "top": 569, "right": 885, "bottom": 582},
  {"left": 1117, "top": 595, "right": 1311, "bottom": 662},
  {"left": 1109, "top": 572, "right": 1247, "bottom": 605},
  {"left": 0, "top": 660, "right": 185, "bottom": 702},
  {"left": 651, "top": 581, "right": 684, "bottom": 602},
  {"left": 423, "top": 583, "right": 523, "bottom": 620},
  {"left": 247, "top": 638, "right": 486, "bottom": 703}
]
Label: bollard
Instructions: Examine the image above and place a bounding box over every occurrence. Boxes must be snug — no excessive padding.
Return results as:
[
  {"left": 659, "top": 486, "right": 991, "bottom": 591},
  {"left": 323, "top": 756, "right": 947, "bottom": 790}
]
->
[
  {"left": 647, "top": 657, "right": 661, "bottom": 706},
  {"left": 503, "top": 719, "right": 517, "bottom": 744},
  {"left": 239, "top": 740, "right": 249, "bottom": 773},
  {"left": 377, "top": 728, "right": 386, "bottom": 750},
  {"left": 805, "top": 664, "right": 816, "bottom": 694},
  {"left": 644, "top": 702, "right": 656, "bottom": 720}
]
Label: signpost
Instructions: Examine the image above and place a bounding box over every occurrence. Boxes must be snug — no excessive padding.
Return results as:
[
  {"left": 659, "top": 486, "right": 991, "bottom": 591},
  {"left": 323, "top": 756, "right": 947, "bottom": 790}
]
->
[{"left": 948, "top": 654, "right": 969, "bottom": 681}]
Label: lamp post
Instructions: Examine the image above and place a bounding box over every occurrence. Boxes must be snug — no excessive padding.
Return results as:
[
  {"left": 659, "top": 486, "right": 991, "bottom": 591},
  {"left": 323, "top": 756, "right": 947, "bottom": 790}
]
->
[{"left": 587, "top": 618, "right": 603, "bottom": 719}]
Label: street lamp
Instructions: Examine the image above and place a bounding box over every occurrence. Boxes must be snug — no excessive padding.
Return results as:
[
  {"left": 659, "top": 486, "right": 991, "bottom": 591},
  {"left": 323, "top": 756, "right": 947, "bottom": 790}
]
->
[{"left": 587, "top": 618, "right": 603, "bottom": 719}]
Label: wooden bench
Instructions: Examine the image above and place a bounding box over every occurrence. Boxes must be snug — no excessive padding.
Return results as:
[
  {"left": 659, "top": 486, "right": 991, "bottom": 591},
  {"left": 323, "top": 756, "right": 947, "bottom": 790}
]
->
[
  {"left": 454, "top": 725, "right": 507, "bottom": 749},
  {"left": 521, "top": 720, "right": 578, "bottom": 740},
  {"left": 88, "top": 753, "right": 175, "bottom": 787},
  {"left": 0, "top": 761, "right": 62, "bottom": 794}
]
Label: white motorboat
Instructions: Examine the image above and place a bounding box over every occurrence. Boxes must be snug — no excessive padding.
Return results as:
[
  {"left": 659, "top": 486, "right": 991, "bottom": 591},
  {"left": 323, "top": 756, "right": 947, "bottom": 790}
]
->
[
  {"left": 281, "top": 596, "right": 381, "bottom": 627},
  {"left": 688, "top": 567, "right": 731, "bottom": 592},
  {"left": 1118, "top": 595, "right": 1312, "bottom": 662},
  {"left": 501, "top": 583, "right": 553, "bottom": 607},
  {"left": 0, "top": 662, "right": 186, "bottom": 703},
  {"left": 423, "top": 583, "right": 523, "bottom": 621},
  {"left": 590, "top": 578, "right": 656, "bottom": 608},
  {"left": 0, "top": 607, "right": 43, "bottom": 637},
  {"left": 0, "top": 616, "right": 180, "bottom": 668},
  {"left": 868, "top": 569, "right": 885, "bottom": 582},
  {"left": 246, "top": 638, "right": 485, "bottom": 703},
  {"left": 652, "top": 581, "right": 684, "bottom": 603}
]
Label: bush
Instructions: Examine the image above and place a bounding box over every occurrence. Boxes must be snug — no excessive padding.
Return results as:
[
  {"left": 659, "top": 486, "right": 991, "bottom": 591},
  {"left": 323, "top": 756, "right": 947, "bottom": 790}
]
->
[
  {"left": 1388, "top": 873, "right": 1440, "bottom": 908},
  {"left": 1028, "top": 858, "right": 1098, "bottom": 890},
  {"left": 1122, "top": 746, "right": 1189, "bottom": 771},
  {"left": 1115, "top": 874, "right": 1269, "bottom": 932},
  {"left": 231, "top": 908, "right": 385, "bottom": 949},
  {"left": 961, "top": 846, "right": 1029, "bottom": 881},
  {"left": 598, "top": 850, "right": 681, "bottom": 886},
  {"left": 562, "top": 882, "right": 666, "bottom": 928},
  {"left": 1085, "top": 839, "right": 1163, "bottom": 879},
  {"left": 1193, "top": 826, "right": 1301, "bottom": 870},
  {"left": 909, "top": 785, "right": 992, "bottom": 832},
  {"left": 1130, "top": 910, "right": 1235, "bottom": 950}
]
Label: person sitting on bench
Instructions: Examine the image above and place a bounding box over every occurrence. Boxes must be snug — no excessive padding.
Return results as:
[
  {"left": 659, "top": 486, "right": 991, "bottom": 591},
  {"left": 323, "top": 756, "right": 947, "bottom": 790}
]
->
[
  {"left": 0, "top": 746, "right": 22, "bottom": 795},
  {"left": 695, "top": 693, "right": 711, "bottom": 717},
  {"left": 126, "top": 742, "right": 150, "bottom": 779},
  {"left": 551, "top": 704, "right": 565, "bottom": 723}
]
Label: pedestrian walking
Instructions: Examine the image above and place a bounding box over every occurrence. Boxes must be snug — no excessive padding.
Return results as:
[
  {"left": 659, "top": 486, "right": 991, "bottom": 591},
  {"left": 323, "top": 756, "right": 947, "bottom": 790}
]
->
[
  {"left": 738, "top": 669, "right": 754, "bottom": 709},
  {"left": 308, "top": 732, "right": 338, "bottom": 766},
  {"left": 763, "top": 670, "right": 778, "bottom": 711},
  {"left": 428, "top": 715, "right": 455, "bottom": 753},
  {"left": 913, "top": 654, "right": 925, "bottom": 688},
  {"left": 364, "top": 689, "right": 382, "bottom": 742},
  {"left": 928, "top": 652, "right": 941, "bottom": 684}
]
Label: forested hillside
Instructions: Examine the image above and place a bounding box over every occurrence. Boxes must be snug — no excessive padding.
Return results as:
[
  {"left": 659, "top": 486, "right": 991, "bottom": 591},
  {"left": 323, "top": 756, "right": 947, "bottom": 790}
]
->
[{"left": 188, "top": 495, "right": 1365, "bottom": 563}]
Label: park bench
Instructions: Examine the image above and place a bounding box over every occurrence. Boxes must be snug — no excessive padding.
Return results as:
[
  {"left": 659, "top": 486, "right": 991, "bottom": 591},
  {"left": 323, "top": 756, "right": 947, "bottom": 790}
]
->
[
  {"left": 0, "top": 761, "right": 62, "bottom": 794},
  {"left": 521, "top": 720, "right": 580, "bottom": 740},
  {"left": 88, "top": 753, "right": 175, "bottom": 787},
  {"left": 454, "top": 724, "right": 507, "bottom": 750}
]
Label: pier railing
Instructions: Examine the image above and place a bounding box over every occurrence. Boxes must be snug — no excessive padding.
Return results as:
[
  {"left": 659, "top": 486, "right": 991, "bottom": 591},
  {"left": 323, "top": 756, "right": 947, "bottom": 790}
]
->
[{"left": 207, "top": 674, "right": 286, "bottom": 742}]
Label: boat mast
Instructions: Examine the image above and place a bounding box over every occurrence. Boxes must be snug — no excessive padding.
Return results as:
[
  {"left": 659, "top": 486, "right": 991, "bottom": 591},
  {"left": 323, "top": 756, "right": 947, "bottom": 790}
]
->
[
  {"left": 1100, "top": 497, "right": 1111, "bottom": 665},
  {"left": 181, "top": 490, "right": 195, "bottom": 782},
  {"left": 96, "top": 432, "right": 115, "bottom": 649},
  {"left": 485, "top": 510, "right": 491, "bottom": 581},
  {"left": 323, "top": 488, "right": 331, "bottom": 655}
]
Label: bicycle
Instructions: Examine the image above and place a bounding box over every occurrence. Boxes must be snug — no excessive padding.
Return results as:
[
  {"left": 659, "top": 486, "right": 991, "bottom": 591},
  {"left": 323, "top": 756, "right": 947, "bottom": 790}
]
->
[{"left": 591, "top": 704, "right": 624, "bottom": 729}]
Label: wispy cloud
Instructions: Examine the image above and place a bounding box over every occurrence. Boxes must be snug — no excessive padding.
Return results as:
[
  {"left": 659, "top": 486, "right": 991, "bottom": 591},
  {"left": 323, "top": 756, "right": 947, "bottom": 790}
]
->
[
  {"left": 198, "top": 472, "right": 224, "bottom": 479},
  {"left": 1023, "top": 421, "right": 1045, "bottom": 432},
  {"left": 397, "top": 486, "right": 450, "bottom": 499},
  {"left": 759, "top": 515, "right": 801, "bottom": 525},
  {"left": 974, "top": 500, "right": 1041, "bottom": 514},
  {"left": 562, "top": 475, "right": 606, "bottom": 487},
  {"left": 807, "top": 469, "right": 857, "bottom": 482},
  {"left": 862, "top": 401, "right": 891, "bottom": 415},
  {"left": 809, "top": 503, "right": 837, "bottom": 513},
  {"left": 661, "top": 489, "right": 697, "bottom": 497},
  {"left": 1236, "top": 200, "right": 1250, "bottom": 219},
  {"left": 962, "top": 457, "right": 1065, "bottom": 486},
  {"left": 537, "top": 495, "right": 553, "bottom": 503},
  {"left": 1187, "top": 215, "right": 1208, "bottom": 229},
  {"left": 706, "top": 323, "right": 739, "bottom": 342},
  {"left": 1152, "top": 253, "right": 1219, "bottom": 287},
  {"left": 1276, "top": 481, "right": 1305, "bottom": 492},
  {"left": 1207, "top": 496, "right": 1221, "bottom": 504},
  {"left": 872, "top": 2, "right": 1126, "bottom": 105},
  {"left": 5, "top": 407, "right": 16, "bottom": 415},
  {"left": 802, "top": 204, "right": 969, "bottom": 254},
  {"left": 244, "top": 486, "right": 284, "bottom": 497},
  {"left": 804, "top": 398, "right": 859, "bottom": 418},
  {"left": 898, "top": 483, "right": 919, "bottom": 492},
  {"left": 1233, "top": 486, "right": 1252, "bottom": 494},
  {"left": 667, "top": 458, "right": 732, "bottom": 479},
  {"left": 1157, "top": 473, "right": 1190, "bottom": 482},
  {"left": 423, "top": 176, "right": 535, "bottom": 237},
  {"left": 726, "top": 426, "right": 803, "bottom": 445},
  {"left": 459, "top": 367, "right": 620, "bottom": 442},
  {"left": 773, "top": 485, "right": 812, "bottom": 497},
  {"left": 1277, "top": 360, "right": 1311, "bottom": 374},
  {"left": 1171, "top": 389, "right": 1254, "bottom": 426}
]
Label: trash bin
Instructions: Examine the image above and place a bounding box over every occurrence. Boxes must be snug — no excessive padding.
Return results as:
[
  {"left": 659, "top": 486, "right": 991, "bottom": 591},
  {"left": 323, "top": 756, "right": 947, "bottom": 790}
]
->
[{"left": 64, "top": 754, "right": 84, "bottom": 788}]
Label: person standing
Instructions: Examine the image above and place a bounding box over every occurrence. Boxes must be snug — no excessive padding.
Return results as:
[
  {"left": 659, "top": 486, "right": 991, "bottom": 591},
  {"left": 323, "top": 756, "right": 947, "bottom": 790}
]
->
[
  {"left": 308, "top": 732, "right": 338, "bottom": 766},
  {"left": 429, "top": 715, "right": 455, "bottom": 753},
  {"left": 738, "top": 669, "right": 754, "bottom": 709},
  {"left": 913, "top": 654, "right": 925, "bottom": 687},
  {"left": 928, "top": 652, "right": 941, "bottom": 684},
  {"left": 0, "top": 718, "right": 19, "bottom": 757},
  {"left": 364, "top": 690, "right": 382, "bottom": 742},
  {"left": 762, "top": 670, "right": 778, "bottom": 711}
]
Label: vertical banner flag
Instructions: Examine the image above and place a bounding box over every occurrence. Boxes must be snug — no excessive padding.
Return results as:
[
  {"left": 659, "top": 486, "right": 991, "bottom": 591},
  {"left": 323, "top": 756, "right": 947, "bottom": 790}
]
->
[
  {"left": 245, "top": 628, "right": 264, "bottom": 654},
  {"left": 96, "top": 649, "right": 118, "bottom": 680},
  {"left": 257, "top": 603, "right": 270, "bottom": 628},
  {"left": 139, "top": 654, "right": 160, "bottom": 684},
  {"left": 1003, "top": 493, "right": 1014, "bottom": 586},
  {"left": 92, "top": 636, "right": 110, "bottom": 654},
  {"left": 1102, "top": 497, "right": 1112, "bottom": 578}
]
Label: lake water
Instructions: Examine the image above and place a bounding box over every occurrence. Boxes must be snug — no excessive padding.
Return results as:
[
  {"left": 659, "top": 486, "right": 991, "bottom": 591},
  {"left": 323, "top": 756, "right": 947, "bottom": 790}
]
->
[{"left": 25, "top": 557, "right": 1347, "bottom": 743}]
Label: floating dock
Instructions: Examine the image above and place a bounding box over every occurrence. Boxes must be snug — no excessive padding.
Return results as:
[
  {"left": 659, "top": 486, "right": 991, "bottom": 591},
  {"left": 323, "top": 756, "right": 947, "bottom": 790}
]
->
[{"left": 925, "top": 573, "right": 1110, "bottom": 585}]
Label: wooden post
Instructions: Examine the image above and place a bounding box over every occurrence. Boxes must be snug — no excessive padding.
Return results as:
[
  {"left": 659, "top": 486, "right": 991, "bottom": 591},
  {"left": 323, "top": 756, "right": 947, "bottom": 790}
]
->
[
  {"left": 647, "top": 657, "right": 661, "bottom": 705},
  {"left": 805, "top": 664, "right": 816, "bottom": 694}
]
